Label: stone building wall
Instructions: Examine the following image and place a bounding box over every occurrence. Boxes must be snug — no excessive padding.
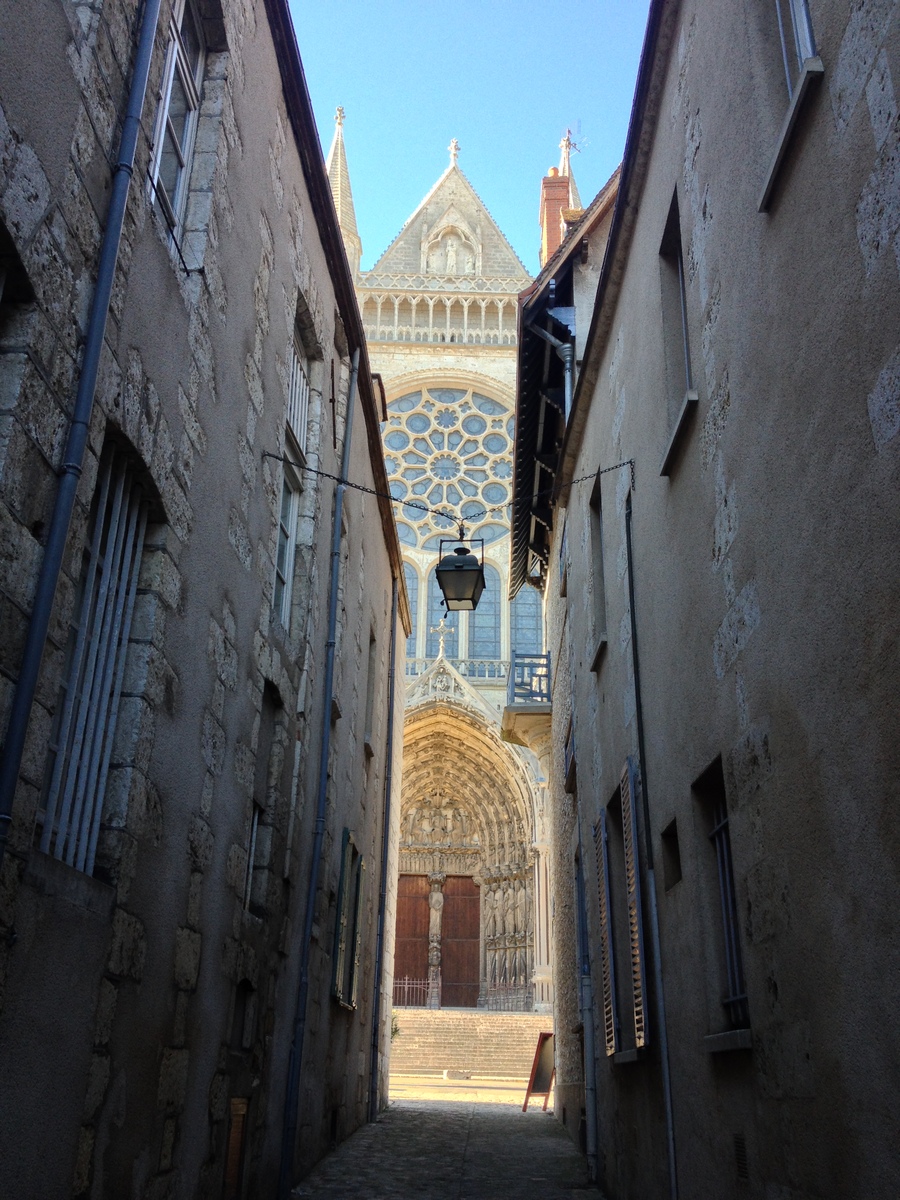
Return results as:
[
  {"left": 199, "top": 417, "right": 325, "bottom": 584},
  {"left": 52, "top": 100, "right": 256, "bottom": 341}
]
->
[{"left": 0, "top": 1, "right": 405, "bottom": 1196}]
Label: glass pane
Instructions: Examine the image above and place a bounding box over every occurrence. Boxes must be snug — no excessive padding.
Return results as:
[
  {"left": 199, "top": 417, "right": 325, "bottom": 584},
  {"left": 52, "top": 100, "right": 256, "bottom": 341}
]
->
[
  {"left": 158, "top": 124, "right": 182, "bottom": 205},
  {"left": 511, "top": 586, "right": 543, "bottom": 655},
  {"left": 404, "top": 564, "right": 418, "bottom": 657},
  {"left": 167, "top": 70, "right": 191, "bottom": 155},
  {"left": 425, "top": 570, "right": 458, "bottom": 658},
  {"left": 468, "top": 565, "right": 500, "bottom": 659},
  {"left": 180, "top": 1, "right": 204, "bottom": 81}
]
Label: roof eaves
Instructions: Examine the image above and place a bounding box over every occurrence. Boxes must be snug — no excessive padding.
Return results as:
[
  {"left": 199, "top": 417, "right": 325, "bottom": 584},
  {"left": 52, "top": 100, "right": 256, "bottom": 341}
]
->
[
  {"left": 262, "top": 0, "right": 409, "bottom": 605},
  {"left": 554, "top": 0, "right": 677, "bottom": 498}
]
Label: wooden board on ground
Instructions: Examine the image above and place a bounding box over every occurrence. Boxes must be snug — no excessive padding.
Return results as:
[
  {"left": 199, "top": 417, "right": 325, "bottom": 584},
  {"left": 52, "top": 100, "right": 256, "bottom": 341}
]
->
[{"left": 522, "top": 1031, "right": 555, "bottom": 1111}]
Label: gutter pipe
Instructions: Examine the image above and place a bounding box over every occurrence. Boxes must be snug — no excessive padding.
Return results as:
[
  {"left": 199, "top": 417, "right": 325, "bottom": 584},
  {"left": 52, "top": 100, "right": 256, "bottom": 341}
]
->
[
  {"left": 574, "top": 828, "right": 599, "bottom": 1181},
  {"left": 367, "top": 572, "right": 399, "bottom": 1122},
  {"left": 0, "top": 0, "right": 163, "bottom": 868},
  {"left": 625, "top": 493, "right": 678, "bottom": 1200},
  {"left": 278, "top": 348, "right": 360, "bottom": 1200},
  {"left": 527, "top": 320, "right": 574, "bottom": 420}
]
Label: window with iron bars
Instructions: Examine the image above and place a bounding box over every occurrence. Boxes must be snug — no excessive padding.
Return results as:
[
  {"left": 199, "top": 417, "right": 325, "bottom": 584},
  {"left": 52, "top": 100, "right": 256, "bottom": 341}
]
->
[
  {"left": 40, "top": 444, "right": 150, "bottom": 875},
  {"left": 287, "top": 337, "right": 310, "bottom": 455},
  {"left": 148, "top": 0, "right": 205, "bottom": 236},
  {"left": 693, "top": 756, "right": 749, "bottom": 1030}
]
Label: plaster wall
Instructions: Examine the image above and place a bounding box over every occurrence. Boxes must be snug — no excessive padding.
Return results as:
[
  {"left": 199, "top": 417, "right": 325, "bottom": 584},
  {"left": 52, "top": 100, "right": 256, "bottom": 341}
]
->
[{"left": 547, "top": 1, "right": 900, "bottom": 1197}]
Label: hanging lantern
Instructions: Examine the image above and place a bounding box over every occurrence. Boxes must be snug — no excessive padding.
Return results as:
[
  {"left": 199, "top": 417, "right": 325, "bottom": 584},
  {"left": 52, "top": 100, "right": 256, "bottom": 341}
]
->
[{"left": 435, "top": 538, "right": 486, "bottom": 611}]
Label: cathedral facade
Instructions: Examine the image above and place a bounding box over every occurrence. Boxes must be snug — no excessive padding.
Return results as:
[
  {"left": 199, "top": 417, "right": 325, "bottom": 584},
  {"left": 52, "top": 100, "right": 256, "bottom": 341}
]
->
[{"left": 328, "top": 120, "right": 554, "bottom": 1012}]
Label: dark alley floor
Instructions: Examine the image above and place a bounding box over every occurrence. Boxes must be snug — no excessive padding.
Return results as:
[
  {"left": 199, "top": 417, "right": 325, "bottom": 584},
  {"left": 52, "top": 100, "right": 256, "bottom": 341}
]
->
[{"left": 291, "top": 1099, "right": 596, "bottom": 1199}]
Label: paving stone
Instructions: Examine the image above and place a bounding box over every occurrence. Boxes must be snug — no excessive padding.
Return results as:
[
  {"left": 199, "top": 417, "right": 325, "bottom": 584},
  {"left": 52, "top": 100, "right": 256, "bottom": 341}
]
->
[{"left": 292, "top": 1099, "right": 598, "bottom": 1200}]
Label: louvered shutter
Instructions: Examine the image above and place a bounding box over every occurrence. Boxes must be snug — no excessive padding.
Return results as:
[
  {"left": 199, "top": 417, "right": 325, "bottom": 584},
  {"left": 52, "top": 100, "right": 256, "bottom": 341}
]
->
[
  {"left": 620, "top": 757, "right": 649, "bottom": 1048},
  {"left": 348, "top": 857, "right": 366, "bottom": 1009},
  {"left": 593, "top": 812, "right": 619, "bottom": 1056}
]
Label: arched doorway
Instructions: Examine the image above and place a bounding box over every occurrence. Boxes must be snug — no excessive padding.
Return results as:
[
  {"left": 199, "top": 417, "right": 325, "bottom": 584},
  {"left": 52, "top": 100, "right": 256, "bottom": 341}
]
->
[{"left": 393, "top": 659, "right": 545, "bottom": 1010}]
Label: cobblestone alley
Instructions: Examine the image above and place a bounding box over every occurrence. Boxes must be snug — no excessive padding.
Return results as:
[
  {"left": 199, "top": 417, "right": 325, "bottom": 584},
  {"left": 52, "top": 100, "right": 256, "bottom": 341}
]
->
[{"left": 291, "top": 1100, "right": 594, "bottom": 1199}]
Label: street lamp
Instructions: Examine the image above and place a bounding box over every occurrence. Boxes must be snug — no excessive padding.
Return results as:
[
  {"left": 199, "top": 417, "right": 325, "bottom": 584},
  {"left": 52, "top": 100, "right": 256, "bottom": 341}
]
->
[{"left": 435, "top": 538, "right": 486, "bottom": 611}]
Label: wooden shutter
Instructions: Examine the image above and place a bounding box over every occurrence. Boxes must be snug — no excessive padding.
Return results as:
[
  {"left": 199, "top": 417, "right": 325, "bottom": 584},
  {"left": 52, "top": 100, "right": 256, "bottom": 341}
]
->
[
  {"left": 332, "top": 830, "right": 353, "bottom": 1003},
  {"left": 620, "top": 757, "right": 648, "bottom": 1048},
  {"left": 593, "top": 812, "right": 619, "bottom": 1056},
  {"left": 348, "top": 856, "right": 365, "bottom": 1009}
]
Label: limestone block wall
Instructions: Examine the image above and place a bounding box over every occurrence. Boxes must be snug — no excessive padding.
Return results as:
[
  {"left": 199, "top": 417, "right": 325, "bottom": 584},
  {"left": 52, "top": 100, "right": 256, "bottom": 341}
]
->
[{"left": 0, "top": 1, "right": 402, "bottom": 1196}]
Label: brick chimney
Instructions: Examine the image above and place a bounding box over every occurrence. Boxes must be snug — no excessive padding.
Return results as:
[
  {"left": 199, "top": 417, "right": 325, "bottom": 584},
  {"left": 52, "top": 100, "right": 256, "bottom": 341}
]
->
[{"left": 539, "top": 167, "right": 570, "bottom": 267}]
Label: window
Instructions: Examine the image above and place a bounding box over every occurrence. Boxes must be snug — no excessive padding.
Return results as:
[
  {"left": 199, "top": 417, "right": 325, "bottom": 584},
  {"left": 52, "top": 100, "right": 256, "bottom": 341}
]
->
[
  {"left": 588, "top": 471, "right": 607, "bottom": 664},
  {"left": 244, "top": 684, "right": 284, "bottom": 915},
  {"left": 694, "top": 757, "right": 749, "bottom": 1030},
  {"left": 273, "top": 467, "right": 299, "bottom": 628},
  {"left": 287, "top": 337, "right": 310, "bottom": 455},
  {"left": 659, "top": 191, "right": 697, "bottom": 476},
  {"left": 775, "top": 0, "right": 816, "bottom": 99},
  {"left": 403, "top": 562, "right": 419, "bottom": 658},
  {"left": 510, "top": 585, "right": 543, "bottom": 656},
  {"left": 467, "top": 563, "right": 500, "bottom": 661},
  {"left": 332, "top": 829, "right": 365, "bottom": 1008},
  {"left": 40, "top": 443, "right": 150, "bottom": 874},
  {"left": 425, "top": 568, "right": 458, "bottom": 659},
  {"left": 759, "top": 0, "right": 823, "bottom": 212},
  {"left": 364, "top": 632, "right": 377, "bottom": 755},
  {"left": 594, "top": 759, "right": 649, "bottom": 1057},
  {"left": 149, "top": 0, "right": 205, "bottom": 235}
]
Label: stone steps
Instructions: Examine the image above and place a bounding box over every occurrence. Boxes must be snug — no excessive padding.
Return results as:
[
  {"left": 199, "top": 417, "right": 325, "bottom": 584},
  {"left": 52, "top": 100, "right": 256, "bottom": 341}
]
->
[{"left": 389, "top": 1008, "right": 551, "bottom": 1078}]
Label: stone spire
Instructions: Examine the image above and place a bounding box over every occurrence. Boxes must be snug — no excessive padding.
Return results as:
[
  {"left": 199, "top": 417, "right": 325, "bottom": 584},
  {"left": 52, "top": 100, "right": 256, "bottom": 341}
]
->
[
  {"left": 558, "top": 129, "right": 583, "bottom": 211},
  {"left": 326, "top": 106, "right": 362, "bottom": 278}
]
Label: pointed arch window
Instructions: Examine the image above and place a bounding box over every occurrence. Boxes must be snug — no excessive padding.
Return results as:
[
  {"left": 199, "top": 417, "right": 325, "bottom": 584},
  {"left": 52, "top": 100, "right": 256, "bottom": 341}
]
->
[
  {"left": 510, "top": 585, "right": 543, "bottom": 655},
  {"left": 467, "top": 563, "right": 500, "bottom": 660},
  {"left": 403, "top": 563, "right": 419, "bottom": 658}
]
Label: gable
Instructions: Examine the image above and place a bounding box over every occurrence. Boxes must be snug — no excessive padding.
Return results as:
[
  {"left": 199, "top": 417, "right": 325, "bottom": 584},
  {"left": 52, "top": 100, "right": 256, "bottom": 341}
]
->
[{"left": 370, "top": 166, "right": 531, "bottom": 284}]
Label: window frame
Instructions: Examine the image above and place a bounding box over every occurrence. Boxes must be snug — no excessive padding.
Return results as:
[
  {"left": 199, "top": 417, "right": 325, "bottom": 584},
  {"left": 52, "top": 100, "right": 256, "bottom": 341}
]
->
[
  {"left": 658, "top": 190, "right": 698, "bottom": 477},
  {"left": 40, "top": 443, "right": 150, "bottom": 875},
  {"left": 332, "top": 829, "right": 365, "bottom": 1009},
  {"left": 273, "top": 463, "right": 300, "bottom": 629},
  {"left": 148, "top": 0, "right": 206, "bottom": 237},
  {"left": 287, "top": 335, "right": 311, "bottom": 456}
]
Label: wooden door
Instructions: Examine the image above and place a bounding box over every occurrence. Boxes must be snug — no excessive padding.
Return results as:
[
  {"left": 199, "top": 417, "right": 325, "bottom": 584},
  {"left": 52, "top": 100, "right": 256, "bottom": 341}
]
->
[
  {"left": 394, "top": 874, "right": 429, "bottom": 983},
  {"left": 441, "top": 876, "right": 481, "bottom": 1007}
]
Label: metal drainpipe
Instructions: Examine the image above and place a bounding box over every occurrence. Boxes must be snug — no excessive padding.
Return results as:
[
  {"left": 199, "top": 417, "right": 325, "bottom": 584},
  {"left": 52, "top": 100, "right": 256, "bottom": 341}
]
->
[
  {"left": 625, "top": 492, "right": 678, "bottom": 1200},
  {"left": 278, "top": 348, "right": 359, "bottom": 1200},
  {"left": 367, "top": 572, "right": 399, "bottom": 1123},
  {"left": 574, "top": 830, "right": 599, "bottom": 1182},
  {"left": 0, "top": 0, "right": 163, "bottom": 869}
]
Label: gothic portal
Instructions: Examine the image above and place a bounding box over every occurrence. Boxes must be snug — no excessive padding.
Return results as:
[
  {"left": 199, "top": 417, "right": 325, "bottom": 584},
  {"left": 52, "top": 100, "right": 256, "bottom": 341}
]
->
[{"left": 327, "top": 120, "right": 553, "bottom": 1010}]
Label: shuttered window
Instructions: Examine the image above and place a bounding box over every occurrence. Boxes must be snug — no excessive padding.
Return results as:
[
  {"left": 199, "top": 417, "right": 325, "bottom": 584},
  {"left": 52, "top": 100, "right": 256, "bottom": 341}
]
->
[
  {"left": 332, "top": 829, "right": 365, "bottom": 1009},
  {"left": 620, "top": 757, "right": 649, "bottom": 1049},
  {"left": 41, "top": 445, "right": 149, "bottom": 874},
  {"left": 593, "top": 811, "right": 619, "bottom": 1056}
]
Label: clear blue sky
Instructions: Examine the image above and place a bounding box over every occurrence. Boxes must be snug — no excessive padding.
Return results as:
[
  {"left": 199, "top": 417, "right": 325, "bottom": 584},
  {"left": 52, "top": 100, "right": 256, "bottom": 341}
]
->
[{"left": 290, "top": 1, "right": 652, "bottom": 276}]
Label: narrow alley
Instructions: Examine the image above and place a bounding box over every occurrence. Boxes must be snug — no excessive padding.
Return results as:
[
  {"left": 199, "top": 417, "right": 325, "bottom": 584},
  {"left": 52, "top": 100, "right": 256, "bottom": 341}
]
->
[{"left": 292, "top": 1100, "right": 593, "bottom": 1200}]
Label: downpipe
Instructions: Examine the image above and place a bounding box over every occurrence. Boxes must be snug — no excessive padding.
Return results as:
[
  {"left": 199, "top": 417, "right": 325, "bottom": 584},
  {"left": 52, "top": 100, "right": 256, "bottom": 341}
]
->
[
  {"left": 574, "top": 838, "right": 599, "bottom": 1182},
  {"left": 625, "top": 493, "right": 678, "bottom": 1200},
  {"left": 278, "top": 348, "right": 360, "bottom": 1200},
  {"left": 367, "top": 573, "right": 399, "bottom": 1122},
  {"left": 0, "top": 0, "right": 163, "bottom": 868}
]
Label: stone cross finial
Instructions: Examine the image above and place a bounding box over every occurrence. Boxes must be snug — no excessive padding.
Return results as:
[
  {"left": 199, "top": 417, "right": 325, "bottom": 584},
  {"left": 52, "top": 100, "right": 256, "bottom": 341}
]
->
[
  {"left": 335, "top": 105, "right": 345, "bottom": 127},
  {"left": 449, "top": 138, "right": 460, "bottom": 166},
  {"left": 429, "top": 617, "right": 449, "bottom": 657}
]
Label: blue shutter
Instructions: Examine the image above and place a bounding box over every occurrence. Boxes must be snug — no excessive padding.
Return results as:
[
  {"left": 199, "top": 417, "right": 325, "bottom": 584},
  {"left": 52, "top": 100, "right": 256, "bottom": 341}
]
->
[{"left": 593, "top": 812, "right": 619, "bottom": 1056}]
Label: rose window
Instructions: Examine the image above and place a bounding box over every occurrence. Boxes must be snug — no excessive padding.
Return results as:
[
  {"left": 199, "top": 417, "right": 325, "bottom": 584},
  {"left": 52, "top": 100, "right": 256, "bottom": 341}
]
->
[{"left": 384, "top": 387, "right": 513, "bottom": 549}]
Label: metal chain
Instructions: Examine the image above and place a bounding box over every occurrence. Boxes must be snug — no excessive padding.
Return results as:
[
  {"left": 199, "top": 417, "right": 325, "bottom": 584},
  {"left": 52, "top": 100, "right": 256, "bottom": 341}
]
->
[{"left": 262, "top": 451, "right": 635, "bottom": 528}]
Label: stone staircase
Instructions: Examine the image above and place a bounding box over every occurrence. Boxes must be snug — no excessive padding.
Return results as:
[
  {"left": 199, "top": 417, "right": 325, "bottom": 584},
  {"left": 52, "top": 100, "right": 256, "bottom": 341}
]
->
[{"left": 389, "top": 1008, "right": 551, "bottom": 1079}]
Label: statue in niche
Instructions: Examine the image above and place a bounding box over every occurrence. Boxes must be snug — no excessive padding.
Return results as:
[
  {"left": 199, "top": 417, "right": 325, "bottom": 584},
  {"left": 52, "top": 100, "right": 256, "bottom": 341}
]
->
[
  {"left": 503, "top": 887, "right": 515, "bottom": 938},
  {"left": 515, "top": 879, "right": 526, "bottom": 934},
  {"left": 445, "top": 236, "right": 458, "bottom": 274},
  {"left": 464, "top": 250, "right": 474, "bottom": 274}
]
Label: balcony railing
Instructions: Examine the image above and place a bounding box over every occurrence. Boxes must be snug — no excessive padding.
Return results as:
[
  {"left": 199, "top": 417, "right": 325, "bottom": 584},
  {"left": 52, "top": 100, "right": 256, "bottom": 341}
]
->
[{"left": 507, "top": 652, "right": 551, "bottom": 706}]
